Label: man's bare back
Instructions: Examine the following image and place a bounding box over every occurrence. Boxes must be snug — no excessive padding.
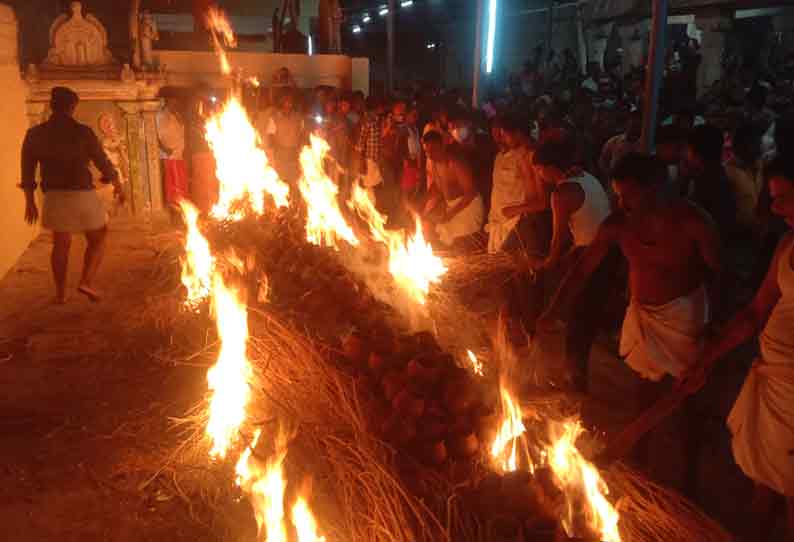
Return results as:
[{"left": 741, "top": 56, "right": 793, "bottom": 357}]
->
[
  {"left": 607, "top": 199, "right": 719, "bottom": 305},
  {"left": 433, "top": 156, "right": 466, "bottom": 203}
]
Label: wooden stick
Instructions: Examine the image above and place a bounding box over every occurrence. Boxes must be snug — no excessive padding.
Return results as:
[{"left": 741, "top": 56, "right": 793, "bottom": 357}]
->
[{"left": 597, "top": 387, "right": 690, "bottom": 464}]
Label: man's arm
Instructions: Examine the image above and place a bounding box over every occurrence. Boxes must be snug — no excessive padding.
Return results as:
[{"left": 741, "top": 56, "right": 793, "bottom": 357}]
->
[
  {"left": 681, "top": 234, "right": 788, "bottom": 394},
  {"left": 542, "top": 183, "right": 583, "bottom": 269},
  {"left": 20, "top": 130, "right": 39, "bottom": 225},
  {"left": 539, "top": 216, "right": 619, "bottom": 325},
  {"left": 685, "top": 203, "right": 723, "bottom": 312},
  {"left": 87, "top": 130, "right": 119, "bottom": 184},
  {"left": 503, "top": 150, "right": 548, "bottom": 218},
  {"left": 598, "top": 138, "right": 614, "bottom": 177},
  {"left": 442, "top": 158, "right": 476, "bottom": 221}
]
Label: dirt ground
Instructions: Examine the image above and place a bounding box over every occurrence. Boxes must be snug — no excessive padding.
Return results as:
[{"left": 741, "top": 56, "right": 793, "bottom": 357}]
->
[
  {"left": 0, "top": 218, "right": 216, "bottom": 542},
  {"left": 0, "top": 216, "right": 764, "bottom": 541}
]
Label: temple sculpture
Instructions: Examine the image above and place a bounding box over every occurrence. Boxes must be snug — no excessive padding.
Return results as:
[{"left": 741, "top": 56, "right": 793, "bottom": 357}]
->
[{"left": 43, "top": 1, "right": 115, "bottom": 67}]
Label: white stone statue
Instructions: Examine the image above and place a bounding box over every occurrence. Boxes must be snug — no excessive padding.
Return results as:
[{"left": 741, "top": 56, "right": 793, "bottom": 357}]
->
[
  {"left": 97, "top": 113, "right": 129, "bottom": 185},
  {"left": 44, "top": 1, "right": 115, "bottom": 67},
  {"left": 140, "top": 10, "right": 159, "bottom": 69},
  {"left": 156, "top": 100, "right": 186, "bottom": 160}
]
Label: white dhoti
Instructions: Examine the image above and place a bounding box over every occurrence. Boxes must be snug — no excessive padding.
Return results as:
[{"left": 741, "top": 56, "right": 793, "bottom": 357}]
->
[
  {"left": 436, "top": 195, "right": 484, "bottom": 247},
  {"left": 42, "top": 190, "right": 107, "bottom": 233},
  {"left": 728, "top": 246, "right": 794, "bottom": 496},
  {"left": 619, "top": 285, "right": 710, "bottom": 381}
]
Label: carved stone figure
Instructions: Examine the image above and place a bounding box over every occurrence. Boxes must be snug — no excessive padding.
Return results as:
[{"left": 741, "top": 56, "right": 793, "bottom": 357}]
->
[
  {"left": 140, "top": 10, "right": 159, "bottom": 68},
  {"left": 44, "top": 1, "right": 115, "bottom": 67},
  {"left": 98, "top": 113, "right": 129, "bottom": 185}
]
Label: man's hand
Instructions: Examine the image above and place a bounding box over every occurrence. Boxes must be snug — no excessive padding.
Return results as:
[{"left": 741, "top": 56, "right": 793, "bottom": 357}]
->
[{"left": 24, "top": 198, "right": 38, "bottom": 225}]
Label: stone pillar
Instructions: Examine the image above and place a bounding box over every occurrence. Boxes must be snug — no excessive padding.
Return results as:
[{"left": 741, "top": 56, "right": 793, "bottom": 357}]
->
[
  {"left": 587, "top": 22, "right": 613, "bottom": 71},
  {"left": 117, "top": 102, "right": 146, "bottom": 216},
  {"left": 696, "top": 10, "right": 732, "bottom": 98},
  {"left": 141, "top": 100, "right": 164, "bottom": 213}
]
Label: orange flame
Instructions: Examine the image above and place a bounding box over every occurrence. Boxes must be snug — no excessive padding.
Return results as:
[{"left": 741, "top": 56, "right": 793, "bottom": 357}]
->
[
  {"left": 548, "top": 421, "right": 621, "bottom": 542},
  {"left": 205, "top": 7, "right": 237, "bottom": 74},
  {"left": 179, "top": 201, "right": 214, "bottom": 309},
  {"left": 466, "top": 350, "right": 484, "bottom": 376},
  {"left": 292, "top": 497, "right": 328, "bottom": 542},
  {"left": 236, "top": 430, "right": 290, "bottom": 542},
  {"left": 490, "top": 385, "right": 527, "bottom": 472},
  {"left": 205, "top": 97, "right": 290, "bottom": 221},
  {"left": 299, "top": 135, "right": 359, "bottom": 248},
  {"left": 348, "top": 184, "right": 446, "bottom": 305},
  {"left": 206, "top": 274, "right": 252, "bottom": 458}
]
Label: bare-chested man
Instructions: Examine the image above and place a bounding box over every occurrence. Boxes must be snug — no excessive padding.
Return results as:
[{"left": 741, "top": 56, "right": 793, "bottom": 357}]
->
[
  {"left": 540, "top": 152, "right": 721, "bottom": 382},
  {"left": 421, "top": 131, "right": 484, "bottom": 247}
]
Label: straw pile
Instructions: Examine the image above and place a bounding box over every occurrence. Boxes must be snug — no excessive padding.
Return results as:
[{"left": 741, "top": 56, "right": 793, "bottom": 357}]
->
[{"left": 147, "top": 211, "right": 732, "bottom": 542}]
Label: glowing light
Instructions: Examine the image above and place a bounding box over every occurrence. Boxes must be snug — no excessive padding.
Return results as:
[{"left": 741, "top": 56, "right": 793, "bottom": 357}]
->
[
  {"left": 205, "top": 96, "right": 289, "bottom": 221},
  {"left": 206, "top": 274, "right": 252, "bottom": 459},
  {"left": 299, "top": 135, "right": 359, "bottom": 249},
  {"left": 467, "top": 350, "right": 484, "bottom": 376},
  {"left": 178, "top": 201, "right": 214, "bottom": 309},
  {"left": 400, "top": 0, "right": 414, "bottom": 7},
  {"left": 362, "top": 14, "right": 371, "bottom": 23},
  {"left": 314, "top": 114, "right": 324, "bottom": 124},
  {"left": 426, "top": 42, "right": 436, "bottom": 49},
  {"left": 292, "top": 497, "right": 328, "bottom": 542},
  {"left": 490, "top": 384, "right": 527, "bottom": 472},
  {"left": 206, "top": 7, "right": 237, "bottom": 74},
  {"left": 379, "top": 6, "right": 389, "bottom": 16},
  {"left": 308, "top": 35, "right": 314, "bottom": 56},
  {"left": 352, "top": 25, "right": 362, "bottom": 34},
  {"left": 485, "top": 0, "right": 497, "bottom": 74},
  {"left": 548, "top": 421, "right": 621, "bottom": 542},
  {"left": 348, "top": 185, "right": 446, "bottom": 305}
]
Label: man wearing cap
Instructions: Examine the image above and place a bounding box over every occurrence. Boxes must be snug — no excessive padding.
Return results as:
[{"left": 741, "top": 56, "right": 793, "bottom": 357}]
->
[{"left": 20, "top": 86, "right": 124, "bottom": 304}]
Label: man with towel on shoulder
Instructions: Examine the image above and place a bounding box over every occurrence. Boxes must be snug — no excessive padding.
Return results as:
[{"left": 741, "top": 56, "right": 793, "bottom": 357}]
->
[{"left": 20, "top": 87, "right": 123, "bottom": 304}]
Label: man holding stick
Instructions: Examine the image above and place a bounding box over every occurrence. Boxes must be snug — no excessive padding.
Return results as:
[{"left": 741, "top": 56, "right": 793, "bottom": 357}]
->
[
  {"left": 538, "top": 153, "right": 721, "bottom": 483},
  {"left": 679, "top": 157, "right": 794, "bottom": 540}
]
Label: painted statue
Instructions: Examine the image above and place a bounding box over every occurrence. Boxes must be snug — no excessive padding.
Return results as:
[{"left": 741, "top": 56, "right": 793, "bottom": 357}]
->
[{"left": 98, "top": 113, "right": 129, "bottom": 185}]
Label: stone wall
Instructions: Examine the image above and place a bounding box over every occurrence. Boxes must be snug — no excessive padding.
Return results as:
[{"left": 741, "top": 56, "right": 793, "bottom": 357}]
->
[{"left": 0, "top": 4, "right": 37, "bottom": 280}]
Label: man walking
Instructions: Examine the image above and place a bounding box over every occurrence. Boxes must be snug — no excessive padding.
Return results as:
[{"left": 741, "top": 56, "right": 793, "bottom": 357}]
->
[{"left": 21, "top": 87, "right": 123, "bottom": 304}]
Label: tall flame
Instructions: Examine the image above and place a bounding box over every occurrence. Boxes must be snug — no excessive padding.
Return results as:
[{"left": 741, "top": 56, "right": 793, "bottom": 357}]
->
[
  {"left": 548, "top": 421, "right": 621, "bottom": 542},
  {"left": 205, "top": 7, "right": 237, "bottom": 74},
  {"left": 206, "top": 274, "right": 252, "bottom": 458},
  {"left": 206, "top": 97, "right": 290, "bottom": 221},
  {"left": 490, "top": 385, "right": 527, "bottom": 472},
  {"left": 179, "top": 201, "right": 214, "bottom": 309},
  {"left": 292, "top": 497, "right": 327, "bottom": 542},
  {"left": 348, "top": 184, "right": 446, "bottom": 305},
  {"left": 299, "top": 135, "right": 359, "bottom": 248}
]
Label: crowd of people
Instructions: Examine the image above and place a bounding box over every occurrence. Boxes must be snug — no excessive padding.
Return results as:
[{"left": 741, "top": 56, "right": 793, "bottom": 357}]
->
[{"left": 248, "top": 56, "right": 794, "bottom": 539}]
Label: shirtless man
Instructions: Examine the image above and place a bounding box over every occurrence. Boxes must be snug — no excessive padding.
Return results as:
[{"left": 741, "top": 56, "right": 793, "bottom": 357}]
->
[
  {"left": 540, "top": 152, "right": 720, "bottom": 382},
  {"left": 421, "top": 131, "right": 484, "bottom": 247}
]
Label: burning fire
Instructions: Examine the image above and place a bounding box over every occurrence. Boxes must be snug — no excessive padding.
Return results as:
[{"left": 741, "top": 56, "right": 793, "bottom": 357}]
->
[
  {"left": 206, "top": 97, "right": 290, "bottom": 221},
  {"left": 466, "top": 350, "right": 484, "bottom": 376},
  {"left": 205, "top": 7, "right": 237, "bottom": 74},
  {"left": 179, "top": 201, "right": 214, "bottom": 309},
  {"left": 490, "top": 385, "right": 527, "bottom": 472},
  {"left": 299, "top": 135, "right": 359, "bottom": 248},
  {"left": 206, "top": 274, "right": 252, "bottom": 458},
  {"left": 349, "top": 184, "right": 446, "bottom": 305},
  {"left": 548, "top": 421, "right": 621, "bottom": 542},
  {"left": 292, "top": 497, "right": 327, "bottom": 542}
]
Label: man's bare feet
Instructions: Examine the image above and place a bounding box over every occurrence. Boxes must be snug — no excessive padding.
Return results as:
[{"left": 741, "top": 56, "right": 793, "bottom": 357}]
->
[{"left": 77, "top": 285, "right": 102, "bottom": 303}]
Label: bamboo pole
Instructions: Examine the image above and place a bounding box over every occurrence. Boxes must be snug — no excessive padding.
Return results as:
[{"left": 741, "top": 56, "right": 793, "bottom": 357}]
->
[
  {"left": 641, "top": 0, "right": 669, "bottom": 153},
  {"left": 387, "top": 0, "right": 396, "bottom": 94},
  {"left": 472, "top": 0, "right": 485, "bottom": 108}
]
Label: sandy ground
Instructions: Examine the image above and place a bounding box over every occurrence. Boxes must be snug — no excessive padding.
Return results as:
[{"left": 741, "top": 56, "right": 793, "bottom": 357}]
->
[
  {"left": 0, "top": 216, "right": 768, "bottom": 541},
  {"left": 0, "top": 218, "right": 215, "bottom": 542}
]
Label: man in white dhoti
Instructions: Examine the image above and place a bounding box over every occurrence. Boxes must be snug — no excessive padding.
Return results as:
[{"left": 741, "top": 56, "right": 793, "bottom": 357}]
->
[
  {"left": 538, "top": 153, "right": 721, "bottom": 492},
  {"left": 421, "top": 131, "right": 484, "bottom": 248},
  {"left": 683, "top": 157, "right": 794, "bottom": 541}
]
